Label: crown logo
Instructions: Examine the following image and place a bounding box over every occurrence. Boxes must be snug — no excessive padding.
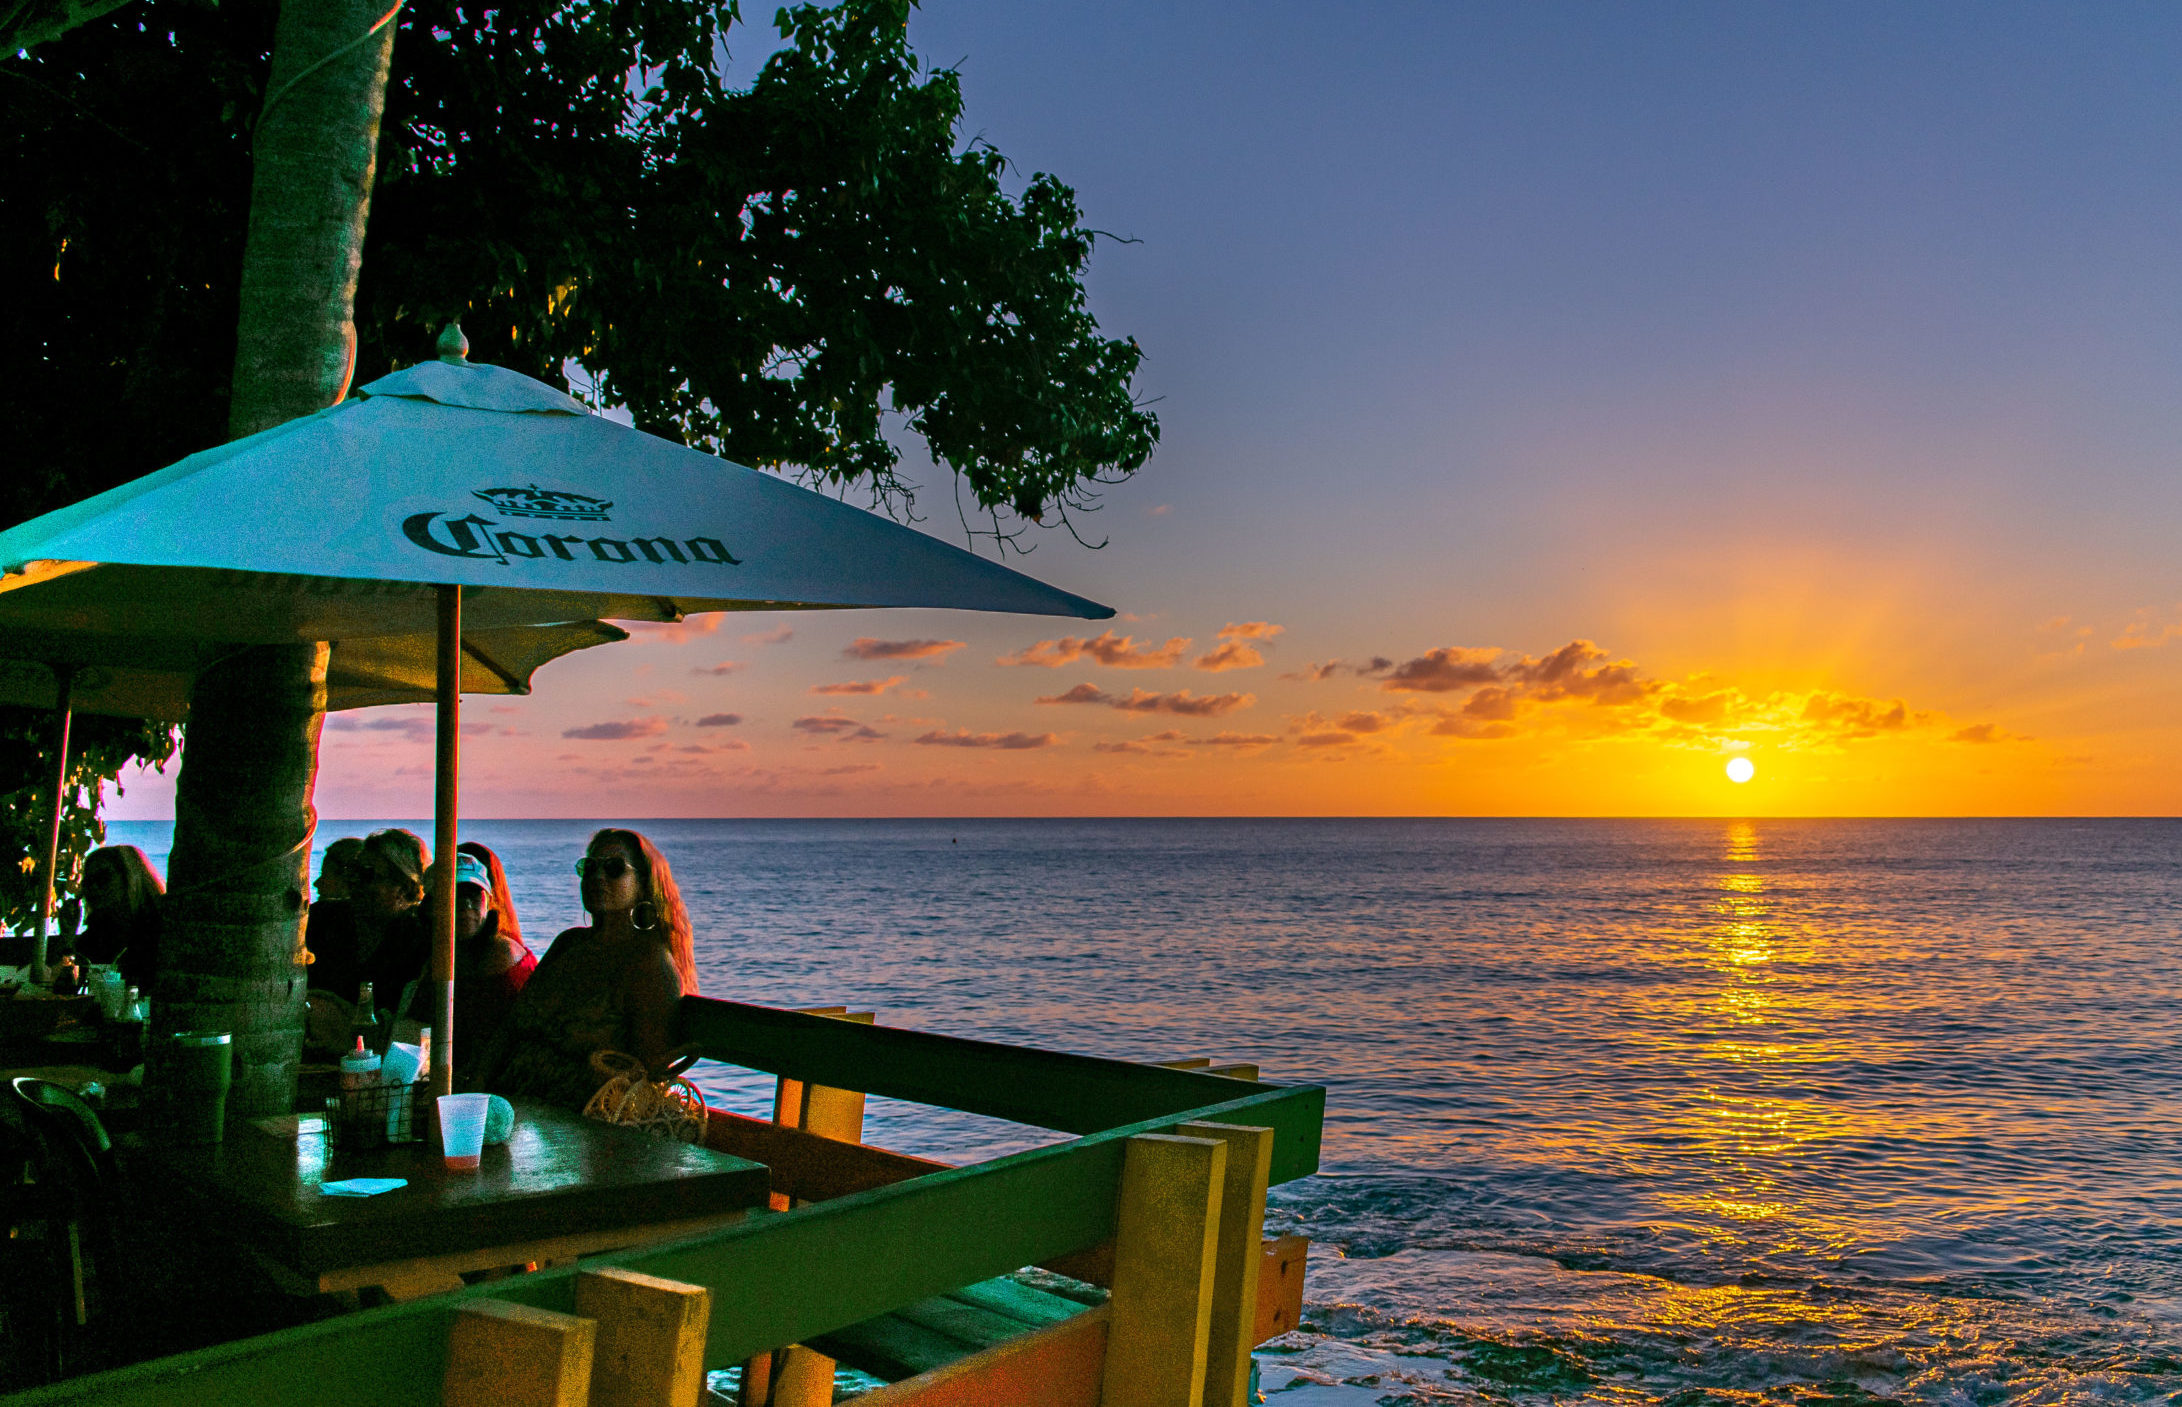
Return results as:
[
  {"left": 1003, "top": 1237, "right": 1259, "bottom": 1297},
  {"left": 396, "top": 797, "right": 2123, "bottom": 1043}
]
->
[{"left": 472, "top": 484, "right": 613, "bottom": 521}]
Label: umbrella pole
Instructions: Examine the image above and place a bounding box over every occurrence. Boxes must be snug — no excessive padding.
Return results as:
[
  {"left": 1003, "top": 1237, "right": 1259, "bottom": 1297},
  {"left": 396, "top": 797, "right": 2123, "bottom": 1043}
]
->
[
  {"left": 430, "top": 585, "right": 460, "bottom": 1100},
  {"left": 29, "top": 667, "right": 74, "bottom": 987}
]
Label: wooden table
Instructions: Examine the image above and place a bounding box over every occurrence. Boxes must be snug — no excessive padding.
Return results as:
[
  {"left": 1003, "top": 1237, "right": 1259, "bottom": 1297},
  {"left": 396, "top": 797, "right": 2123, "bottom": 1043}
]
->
[{"left": 126, "top": 1097, "right": 769, "bottom": 1299}]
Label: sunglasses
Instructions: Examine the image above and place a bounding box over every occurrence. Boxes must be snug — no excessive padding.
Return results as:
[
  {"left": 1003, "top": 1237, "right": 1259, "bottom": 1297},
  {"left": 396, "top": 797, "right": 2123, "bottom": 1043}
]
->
[{"left": 574, "top": 855, "right": 635, "bottom": 880}]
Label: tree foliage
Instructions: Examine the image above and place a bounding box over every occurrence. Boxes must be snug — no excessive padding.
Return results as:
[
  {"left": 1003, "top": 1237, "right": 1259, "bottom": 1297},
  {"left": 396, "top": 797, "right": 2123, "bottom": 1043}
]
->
[
  {"left": 0, "top": 710, "right": 174, "bottom": 931},
  {"left": 4, "top": 0, "right": 1157, "bottom": 532},
  {"left": 1, "top": 0, "right": 1154, "bottom": 870}
]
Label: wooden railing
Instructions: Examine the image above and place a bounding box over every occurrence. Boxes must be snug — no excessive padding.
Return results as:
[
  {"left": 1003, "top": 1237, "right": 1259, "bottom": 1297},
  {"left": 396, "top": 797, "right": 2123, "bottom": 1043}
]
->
[{"left": 6, "top": 998, "right": 1325, "bottom": 1407}]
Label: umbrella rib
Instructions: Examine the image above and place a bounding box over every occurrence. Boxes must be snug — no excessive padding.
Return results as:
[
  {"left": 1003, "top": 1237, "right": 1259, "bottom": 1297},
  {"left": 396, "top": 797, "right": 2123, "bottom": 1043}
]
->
[{"left": 459, "top": 637, "right": 527, "bottom": 694}]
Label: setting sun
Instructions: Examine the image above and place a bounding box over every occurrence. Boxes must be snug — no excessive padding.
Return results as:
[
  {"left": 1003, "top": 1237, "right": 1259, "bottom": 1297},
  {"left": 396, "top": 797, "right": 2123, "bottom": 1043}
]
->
[{"left": 1726, "top": 757, "right": 1756, "bottom": 784}]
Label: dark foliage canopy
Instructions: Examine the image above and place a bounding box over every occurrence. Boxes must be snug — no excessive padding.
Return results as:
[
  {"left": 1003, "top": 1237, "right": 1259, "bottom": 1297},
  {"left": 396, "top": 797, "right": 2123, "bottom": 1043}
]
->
[
  {"left": 3, "top": 0, "right": 1156, "bottom": 530},
  {"left": 1, "top": 0, "right": 1153, "bottom": 872}
]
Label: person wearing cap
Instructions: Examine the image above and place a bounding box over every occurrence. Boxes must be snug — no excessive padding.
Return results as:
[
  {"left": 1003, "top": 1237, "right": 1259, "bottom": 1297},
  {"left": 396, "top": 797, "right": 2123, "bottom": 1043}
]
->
[{"left": 417, "top": 842, "right": 537, "bottom": 1055}]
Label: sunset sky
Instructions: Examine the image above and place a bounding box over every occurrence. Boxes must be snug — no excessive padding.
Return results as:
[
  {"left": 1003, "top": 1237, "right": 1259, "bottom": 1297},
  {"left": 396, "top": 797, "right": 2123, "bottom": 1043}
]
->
[{"left": 113, "top": 3, "right": 2182, "bottom": 819}]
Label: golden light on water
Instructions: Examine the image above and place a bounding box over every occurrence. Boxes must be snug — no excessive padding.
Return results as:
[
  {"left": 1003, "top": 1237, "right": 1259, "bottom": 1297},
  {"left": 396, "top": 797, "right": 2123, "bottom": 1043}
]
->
[{"left": 1725, "top": 756, "right": 1756, "bottom": 784}]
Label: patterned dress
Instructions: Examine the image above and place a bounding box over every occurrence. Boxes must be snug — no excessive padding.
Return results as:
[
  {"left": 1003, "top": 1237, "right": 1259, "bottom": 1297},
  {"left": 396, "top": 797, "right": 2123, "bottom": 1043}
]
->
[{"left": 480, "top": 928, "right": 633, "bottom": 1110}]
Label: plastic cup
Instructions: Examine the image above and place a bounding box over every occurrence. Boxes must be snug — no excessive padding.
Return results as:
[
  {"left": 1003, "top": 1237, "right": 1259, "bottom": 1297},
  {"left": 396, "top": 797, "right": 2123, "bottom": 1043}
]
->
[
  {"left": 168, "top": 1031, "right": 233, "bottom": 1144},
  {"left": 436, "top": 1093, "right": 489, "bottom": 1171}
]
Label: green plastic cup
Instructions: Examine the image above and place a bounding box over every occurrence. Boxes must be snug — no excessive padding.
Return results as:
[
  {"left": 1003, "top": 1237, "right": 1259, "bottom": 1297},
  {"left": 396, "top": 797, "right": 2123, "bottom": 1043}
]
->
[{"left": 168, "top": 1031, "right": 233, "bottom": 1144}]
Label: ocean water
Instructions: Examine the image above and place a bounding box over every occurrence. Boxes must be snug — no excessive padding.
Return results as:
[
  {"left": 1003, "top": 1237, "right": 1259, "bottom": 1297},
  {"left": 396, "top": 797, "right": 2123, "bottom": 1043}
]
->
[{"left": 110, "top": 817, "right": 2182, "bottom": 1405}]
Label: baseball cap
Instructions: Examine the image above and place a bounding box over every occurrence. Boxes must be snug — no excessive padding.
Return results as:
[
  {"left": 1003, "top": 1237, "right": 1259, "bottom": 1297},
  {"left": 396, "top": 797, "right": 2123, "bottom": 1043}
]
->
[{"left": 453, "top": 852, "right": 490, "bottom": 890}]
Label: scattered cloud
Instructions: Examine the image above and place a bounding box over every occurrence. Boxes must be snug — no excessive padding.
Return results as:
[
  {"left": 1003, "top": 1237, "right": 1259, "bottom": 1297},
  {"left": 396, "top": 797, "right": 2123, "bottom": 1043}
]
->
[
  {"left": 812, "top": 676, "right": 906, "bottom": 696},
  {"left": 1949, "top": 723, "right": 2021, "bottom": 744},
  {"left": 744, "top": 626, "right": 795, "bottom": 646},
  {"left": 1002, "top": 630, "right": 1191, "bottom": 669},
  {"left": 1188, "top": 732, "right": 1279, "bottom": 748},
  {"left": 622, "top": 617, "right": 723, "bottom": 643},
  {"left": 844, "top": 638, "right": 965, "bottom": 662},
  {"left": 692, "top": 661, "right": 744, "bottom": 676},
  {"left": 679, "top": 739, "right": 750, "bottom": 753},
  {"left": 792, "top": 714, "right": 884, "bottom": 742},
  {"left": 914, "top": 729, "right": 1059, "bottom": 750},
  {"left": 1194, "top": 619, "right": 1284, "bottom": 672},
  {"left": 695, "top": 713, "right": 743, "bottom": 728},
  {"left": 2112, "top": 606, "right": 2182, "bottom": 651},
  {"left": 1283, "top": 657, "right": 1394, "bottom": 682},
  {"left": 1145, "top": 504, "right": 1172, "bottom": 518},
  {"left": 1380, "top": 647, "right": 1503, "bottom": 693},
  {"left": 562, "top": 717, "right": 669, "bottom": 741},
  {"left": 326, "top": 714, "right": 432, "bottom": 740},
  {"left": 1092, "top": 730, "right": 1189, "bottom": 756},
  {"left": 1037, "top": 684, "right": 1254, "bottom": 717}
]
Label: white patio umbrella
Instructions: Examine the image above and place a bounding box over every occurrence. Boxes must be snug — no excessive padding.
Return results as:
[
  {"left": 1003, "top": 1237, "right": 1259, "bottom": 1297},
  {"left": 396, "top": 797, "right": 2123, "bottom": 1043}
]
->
[{"left": 0, "top": 326, "right": 1112, "bottom": 1095}]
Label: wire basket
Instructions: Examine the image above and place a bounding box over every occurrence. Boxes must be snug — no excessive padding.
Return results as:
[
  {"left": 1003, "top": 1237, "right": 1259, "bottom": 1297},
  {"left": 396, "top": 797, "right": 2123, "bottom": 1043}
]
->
[{"left": 327, "top": 1079, "right": 428, "bottom": 1150}]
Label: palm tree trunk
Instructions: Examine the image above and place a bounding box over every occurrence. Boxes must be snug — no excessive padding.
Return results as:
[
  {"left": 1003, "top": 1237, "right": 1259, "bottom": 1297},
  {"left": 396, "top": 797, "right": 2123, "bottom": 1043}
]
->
[{"left": 153, "top": 0, "right": 395, "bottom": 1121}]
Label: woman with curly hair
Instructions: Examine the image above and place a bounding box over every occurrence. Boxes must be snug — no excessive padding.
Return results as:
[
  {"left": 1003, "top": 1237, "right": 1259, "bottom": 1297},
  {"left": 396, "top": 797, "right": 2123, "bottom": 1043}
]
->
[{"left": 467, "top": 828, "right": 697, "bottom": 1109}]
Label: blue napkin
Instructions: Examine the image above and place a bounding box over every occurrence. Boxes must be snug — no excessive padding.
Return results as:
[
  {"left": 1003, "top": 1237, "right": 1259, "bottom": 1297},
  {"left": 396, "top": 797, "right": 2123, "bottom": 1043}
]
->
[{"left": 320, "top": 1177, "right": 408, "bottom": 1197}]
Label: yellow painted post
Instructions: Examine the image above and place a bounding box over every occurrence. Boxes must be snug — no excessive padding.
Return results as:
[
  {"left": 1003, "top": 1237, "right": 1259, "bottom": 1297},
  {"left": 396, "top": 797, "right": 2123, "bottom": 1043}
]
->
[
  {"left": 443, "top": 1300, "right": 596, "bottom": 1407},
  {"left": 1175, "top": 1123, "right": 1274, "bottom": 1407},
  {"left": 576, "top": 1267, "right": 713, "bottom": 1407},
  {"left": 747, "top": 1007, "right": 874, "bottom": 1407},
  {"left": 1100, "top": 1133, "right": 1227, "bottom": 1407}
]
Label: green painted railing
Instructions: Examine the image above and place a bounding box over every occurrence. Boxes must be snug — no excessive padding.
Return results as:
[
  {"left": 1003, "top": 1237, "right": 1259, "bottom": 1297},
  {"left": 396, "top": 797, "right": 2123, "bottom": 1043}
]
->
[{"left": 8, "top": 998, "right": 1326, "bottom": 1407}]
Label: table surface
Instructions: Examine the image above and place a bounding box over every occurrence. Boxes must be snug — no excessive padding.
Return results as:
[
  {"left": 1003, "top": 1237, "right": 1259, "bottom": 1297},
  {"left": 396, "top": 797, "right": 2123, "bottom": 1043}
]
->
[{"left": 126, "top": 1096, "right": 769, "bottom": 1275}]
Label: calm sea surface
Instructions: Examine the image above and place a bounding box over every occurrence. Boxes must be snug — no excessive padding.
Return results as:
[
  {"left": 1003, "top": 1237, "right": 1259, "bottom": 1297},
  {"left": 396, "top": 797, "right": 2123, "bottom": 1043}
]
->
[{"left": 113, "top": 817, "right": 2182, "bottom": 1404}]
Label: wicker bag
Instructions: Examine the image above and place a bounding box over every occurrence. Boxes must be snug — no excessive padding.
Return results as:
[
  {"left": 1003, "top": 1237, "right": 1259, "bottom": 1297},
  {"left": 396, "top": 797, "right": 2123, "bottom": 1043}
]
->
[{"left": 581, "top": 1049, "right": 707, "bottom": 1142}]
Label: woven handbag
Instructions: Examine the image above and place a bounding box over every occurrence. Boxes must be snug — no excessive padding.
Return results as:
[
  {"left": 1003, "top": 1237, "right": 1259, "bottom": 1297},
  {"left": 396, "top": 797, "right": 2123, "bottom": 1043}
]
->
[{"left": 581, "top": 1049, "right": 708, "bottom": 1142}]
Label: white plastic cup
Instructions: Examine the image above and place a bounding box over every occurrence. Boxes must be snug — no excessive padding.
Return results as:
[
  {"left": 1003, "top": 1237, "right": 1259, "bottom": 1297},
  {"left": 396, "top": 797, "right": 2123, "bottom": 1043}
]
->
[{"left": 436, "top": 1093, "right": 489, "bottom": 1171}]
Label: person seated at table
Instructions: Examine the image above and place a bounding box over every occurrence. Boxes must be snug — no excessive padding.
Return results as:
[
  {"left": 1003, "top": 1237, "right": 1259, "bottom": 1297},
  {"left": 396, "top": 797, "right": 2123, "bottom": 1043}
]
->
[
  {"left": 466, "top": 829, "right": 697, "bottom": 1109},
  {"left": 305, "top": 828, "right": 430, "bottom": 1018},
  {"left": 75, "top": 844, "right": 163, "bottom": 988},
  {"left": 314, "top": 836, "right": 365, "bottom": 904},
  {"left": 412, "top": 842, "right": 536, "bottom": 1054}
]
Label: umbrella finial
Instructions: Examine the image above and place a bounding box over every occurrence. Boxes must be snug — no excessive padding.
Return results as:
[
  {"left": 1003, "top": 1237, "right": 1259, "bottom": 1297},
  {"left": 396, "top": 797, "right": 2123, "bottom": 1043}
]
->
[{"left": 436, "top": 323, "right": 470, "bottom": 365}]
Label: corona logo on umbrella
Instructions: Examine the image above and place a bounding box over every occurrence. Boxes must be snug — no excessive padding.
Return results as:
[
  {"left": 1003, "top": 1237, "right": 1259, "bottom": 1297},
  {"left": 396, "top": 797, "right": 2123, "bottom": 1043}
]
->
[{"left": 403, "top": 485, "right": 742, "bottom": 569}]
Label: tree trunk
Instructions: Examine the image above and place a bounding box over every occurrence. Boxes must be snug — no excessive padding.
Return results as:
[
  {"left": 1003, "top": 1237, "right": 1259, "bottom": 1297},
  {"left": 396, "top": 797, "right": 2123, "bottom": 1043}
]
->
[
  {"left": 156, "top": 645, "right": 329, "bottom": 1118},
  {"left": 153, "top": 0, "right": 395, "bottom": 1121}
]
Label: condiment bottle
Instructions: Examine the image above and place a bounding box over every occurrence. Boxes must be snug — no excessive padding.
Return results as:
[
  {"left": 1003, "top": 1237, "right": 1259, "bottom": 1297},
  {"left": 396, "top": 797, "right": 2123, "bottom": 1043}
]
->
[{"left": 338, "top": 1036, "right": 381, "bottom": 1125}]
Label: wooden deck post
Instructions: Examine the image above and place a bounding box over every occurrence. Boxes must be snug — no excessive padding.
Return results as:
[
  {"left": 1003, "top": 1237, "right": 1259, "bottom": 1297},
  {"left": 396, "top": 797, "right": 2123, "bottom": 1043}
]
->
[
  {"left": 740, "top": 1007, "right": 874, "bottom": 1407},
  {"left": 1100, "top": 1132, "right": 1227, "bottom": 1407},
  {"left": 443, "top": 1300, "right": 596, "bottom": 1407},
  {"left": 576, "top": 1267, "right": 712, "bottom": 1407},
  {"left": 1174, "top": 1123, "right": 1274, "bottom": 1407}
]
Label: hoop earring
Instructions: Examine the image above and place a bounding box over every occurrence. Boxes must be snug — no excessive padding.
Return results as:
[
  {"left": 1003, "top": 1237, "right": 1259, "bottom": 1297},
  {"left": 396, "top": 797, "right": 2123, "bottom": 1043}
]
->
[{"left": 633, "top": 901, "right": 658, "bottom": 933}]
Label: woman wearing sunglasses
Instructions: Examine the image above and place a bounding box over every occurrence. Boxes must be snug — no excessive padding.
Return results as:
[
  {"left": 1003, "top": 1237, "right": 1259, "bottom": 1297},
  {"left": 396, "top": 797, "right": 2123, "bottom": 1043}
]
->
[{"left": 465, "top": 829, "right": 698, "bottom": 1108}]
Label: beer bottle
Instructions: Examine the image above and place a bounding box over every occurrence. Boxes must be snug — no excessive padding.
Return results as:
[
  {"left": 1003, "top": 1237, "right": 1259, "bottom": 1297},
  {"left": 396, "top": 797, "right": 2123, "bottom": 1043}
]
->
[{"left": 352, "top": 980, "right": 382, "bottom": 1054}]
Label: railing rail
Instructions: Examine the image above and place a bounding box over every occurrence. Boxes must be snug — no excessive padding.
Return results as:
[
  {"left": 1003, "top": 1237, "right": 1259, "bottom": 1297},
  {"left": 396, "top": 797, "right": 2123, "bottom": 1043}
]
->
[{"left": 5, "top": 1000, "right": 1325, "bottom": 1407}]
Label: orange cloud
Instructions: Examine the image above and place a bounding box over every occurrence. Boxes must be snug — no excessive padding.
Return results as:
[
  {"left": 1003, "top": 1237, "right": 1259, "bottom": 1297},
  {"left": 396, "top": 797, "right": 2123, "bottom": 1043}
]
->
[
  {"left": 692, "top": 661, "right": 744, "bottom": 676},
  {"left": 1195, "top": 622, "right": 1284, "bottom": 671},
  {"left": 744, "top": 626, "right": 795, "bottom": 645},
  {"left": 2112, "top": 607, "right": 2182, "bottom": 651},
  {"left": 622, "top": 617, "right": 723, "bottom": 643},
  {"left": 695, "top": 713, "right": 742, "bottom": 727},
  {"left": 812, "top": 677, "right": 906, "bottom": 696},
  {"left": 844, "top": 638, "right": 965, "bottom": 662},
  {"left": 1003, "top": 630, "right": 1192, "bottom": 669}
]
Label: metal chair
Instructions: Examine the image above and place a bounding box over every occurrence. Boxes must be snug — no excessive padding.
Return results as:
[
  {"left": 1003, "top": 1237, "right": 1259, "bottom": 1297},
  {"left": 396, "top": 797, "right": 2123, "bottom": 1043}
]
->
[{"left": 3, "top": 1078, "right": 132, "bottom": 1381}]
